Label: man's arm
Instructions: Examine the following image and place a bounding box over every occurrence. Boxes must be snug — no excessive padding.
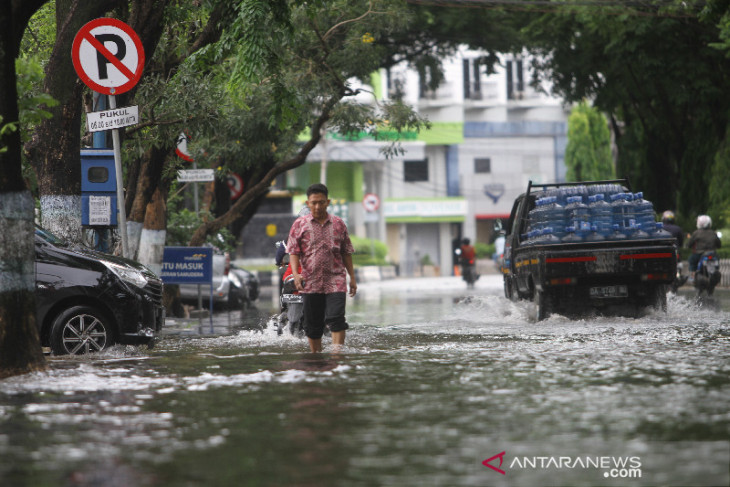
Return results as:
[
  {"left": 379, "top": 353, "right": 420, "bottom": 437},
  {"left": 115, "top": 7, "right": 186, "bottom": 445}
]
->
[
  {"left": 343, "top": 253, "right": 357, "bottom": 297},
  {"left": 289, "top": 253, "right": 304, "bottom": 291}
]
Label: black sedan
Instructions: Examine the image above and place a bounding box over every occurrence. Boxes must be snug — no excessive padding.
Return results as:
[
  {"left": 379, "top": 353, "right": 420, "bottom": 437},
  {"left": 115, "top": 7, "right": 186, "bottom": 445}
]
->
[{"left": 35, "top": 227, "right": 165, "bottom": 355}]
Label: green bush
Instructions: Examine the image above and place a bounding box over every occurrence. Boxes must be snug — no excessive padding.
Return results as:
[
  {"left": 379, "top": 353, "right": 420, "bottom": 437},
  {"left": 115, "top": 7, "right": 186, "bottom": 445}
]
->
[
  {"left": 350, "top": 235, "right": 389, "bottom": 266},
  {"left": 475, "top": 242, "right": 495, "bottom": 259}
]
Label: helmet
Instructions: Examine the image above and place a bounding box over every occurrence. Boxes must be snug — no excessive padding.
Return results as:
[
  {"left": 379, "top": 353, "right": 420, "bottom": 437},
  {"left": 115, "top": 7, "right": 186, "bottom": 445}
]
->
[
  {"left": 661, "top": 210, "right": 675, "bottom": 223},
  {"left": 697, "top": 215, "right": 712, "bottom": 229},
  {"left": 462, "top": 238, "right": 470, "bottom": 245}
]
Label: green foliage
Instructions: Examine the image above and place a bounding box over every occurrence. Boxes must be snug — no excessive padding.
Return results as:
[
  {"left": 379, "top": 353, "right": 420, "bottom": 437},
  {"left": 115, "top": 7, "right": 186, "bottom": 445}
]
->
[
  {"left": 16, "top": 57, "right": 58, "bottom": 139},
  {"left": 475, "top": 242, "right": 494, "bottom": 259},
  {"left": 565, "top": 101, "right": 615, "bottom": 182},
  {"left": 20, "top": 2, "right": 56, "bottom": 60},
  {"left": 350, "top": 235, "right": 389, "bottom": 266},
  {"left": 708, "top": 125, "right": 730, "bottom": 228},
  {"left": 523, "top": 4, "right": 730, "bottom": 216},
  {"left": 166, "top": 208, "right": 237, "bottom": 253}
]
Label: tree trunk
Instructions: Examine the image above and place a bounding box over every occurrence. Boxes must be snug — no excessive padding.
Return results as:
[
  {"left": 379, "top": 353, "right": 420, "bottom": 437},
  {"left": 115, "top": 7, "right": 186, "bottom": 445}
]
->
[
  {"left": 127, "top": 145, "right": 170, "bottom": 259},
  {"left": 0, "top": 3, "right": 47, "bottom": 378},
  {"left": 0, "top": 192, "right": 46, "bottom": 379},
  {"left": 137, "top": 186, "right": 167, "bottom": 275}
]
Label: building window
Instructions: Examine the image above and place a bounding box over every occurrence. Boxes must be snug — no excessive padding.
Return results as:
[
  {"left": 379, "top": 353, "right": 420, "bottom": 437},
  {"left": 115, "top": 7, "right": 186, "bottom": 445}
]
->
[
  {"left": 404, "top": 159, "right": 429, "bottom": 182},
  {"left": 507, "top": 58, "right": 525, "bottom": 100},
  {"left": 463, "top": 59, "right": 482, "bottom": 100},
  {"left": 474, "top": 158, "right": 491, "bottom": 174}
]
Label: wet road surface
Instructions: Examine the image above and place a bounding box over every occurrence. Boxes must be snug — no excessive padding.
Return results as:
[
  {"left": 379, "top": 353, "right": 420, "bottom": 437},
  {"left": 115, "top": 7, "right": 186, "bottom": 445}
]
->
[{"left": 0, "top": 275, "right": 728, "bottom": 486}]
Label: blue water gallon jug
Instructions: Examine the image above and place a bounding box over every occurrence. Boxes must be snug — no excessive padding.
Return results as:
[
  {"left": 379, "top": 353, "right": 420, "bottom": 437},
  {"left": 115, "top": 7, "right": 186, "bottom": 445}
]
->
[
  {"left": 610, "top": 193, "right": 635, "bottom": 236},
  {"left": 629, "top": 223, "right": 650, "bottom": 239},
  {"left": 633, "top": 192, "right": 656, "bottom": 229},
  {"left": 607, "top": 223, "right": 628, "bottom": 241},
  {"left": 528, "top": 198, "right": 548, "bottom": 233},
  {"left": 561, "top": 226, "right": 583, "bottom": 243},
  {"left": 541, "top": 227, "right": 561, "bottom": 245},
  {"left": 542, "top": 197, "right": 566, "bottom": 239},
  {"left": 585, "top": 224, "right": 606, "bottom": 242},
  {"left": 565, "top": 196, "right": 592, "bottom": 238},
  {"left": 588, "top": 194, "right": 613, "bottom": 237},
  {"left": 651, "top": 222, "right": 673, "bottom": 239}
]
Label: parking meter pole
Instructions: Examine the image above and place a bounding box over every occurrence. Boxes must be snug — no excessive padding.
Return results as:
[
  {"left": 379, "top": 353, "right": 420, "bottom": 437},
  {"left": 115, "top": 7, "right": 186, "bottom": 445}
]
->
[{"left": 108, "top": 95, "right": 129, "bottom": 259}]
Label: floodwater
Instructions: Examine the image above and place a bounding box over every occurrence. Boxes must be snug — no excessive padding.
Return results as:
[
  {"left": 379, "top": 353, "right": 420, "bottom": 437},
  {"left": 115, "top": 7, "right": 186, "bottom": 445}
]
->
[{"left": 1, "top": 275, "right": 729, "bottom": 487}]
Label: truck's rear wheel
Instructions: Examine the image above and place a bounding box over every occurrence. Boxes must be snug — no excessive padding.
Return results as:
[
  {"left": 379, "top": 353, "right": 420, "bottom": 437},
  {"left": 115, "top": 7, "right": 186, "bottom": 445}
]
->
[
  {"left": 652, "top": 285, "right": 668, "bottom": 312},
  {"left": 534, "top": 289, "right": 552, "bottom": 321},
  {"left": 504, "top": 277, "right": 515, "bottom": 300}
]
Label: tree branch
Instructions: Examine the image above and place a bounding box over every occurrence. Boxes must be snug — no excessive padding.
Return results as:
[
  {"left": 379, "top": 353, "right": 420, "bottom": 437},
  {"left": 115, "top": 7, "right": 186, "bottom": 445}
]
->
[{"left": 188, "top": 93, "right": 343, "bottom": 246}]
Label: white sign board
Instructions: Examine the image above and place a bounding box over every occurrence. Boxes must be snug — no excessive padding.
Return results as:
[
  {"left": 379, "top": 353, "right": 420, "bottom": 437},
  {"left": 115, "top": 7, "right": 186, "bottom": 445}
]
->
[
  {"left": 88, "top": 195, "right": 112, "bottom": 225},
  {"left": 178, "top": 169, "right": 215, "bottom": 182},
  {"left": 86, "top": 105, "right": 139, "bottom": 132}
]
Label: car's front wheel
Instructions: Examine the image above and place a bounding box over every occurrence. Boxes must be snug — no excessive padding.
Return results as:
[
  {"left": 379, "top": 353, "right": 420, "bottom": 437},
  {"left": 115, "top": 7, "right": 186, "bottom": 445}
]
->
[{"left": 50, "top": 305, "right": 114, "bottom": 355}]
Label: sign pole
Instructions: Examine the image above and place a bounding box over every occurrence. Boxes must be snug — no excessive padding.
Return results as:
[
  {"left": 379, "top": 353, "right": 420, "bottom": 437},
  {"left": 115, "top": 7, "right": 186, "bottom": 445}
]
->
[{"left": 108, "top": 95, "right": 129, "bottom": 258}]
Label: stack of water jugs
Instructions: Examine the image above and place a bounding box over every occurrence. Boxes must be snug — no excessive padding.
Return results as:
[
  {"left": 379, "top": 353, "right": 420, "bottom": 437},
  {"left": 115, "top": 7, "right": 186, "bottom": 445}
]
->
[{"left": 522, "top": 185, "right": 672, "bottom": 245}]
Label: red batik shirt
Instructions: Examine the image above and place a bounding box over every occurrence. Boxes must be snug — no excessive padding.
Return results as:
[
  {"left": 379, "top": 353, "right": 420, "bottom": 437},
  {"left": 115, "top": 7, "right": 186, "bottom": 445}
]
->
[{"left": 287, "top": 214, "right": 354, "bottom": 294}]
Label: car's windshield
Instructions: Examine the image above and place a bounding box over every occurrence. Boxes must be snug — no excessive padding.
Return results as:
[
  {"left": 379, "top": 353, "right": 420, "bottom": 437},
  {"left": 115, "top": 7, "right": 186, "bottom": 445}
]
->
[{"left": 35, "top": 226, "right": 66, "bottom": 246}]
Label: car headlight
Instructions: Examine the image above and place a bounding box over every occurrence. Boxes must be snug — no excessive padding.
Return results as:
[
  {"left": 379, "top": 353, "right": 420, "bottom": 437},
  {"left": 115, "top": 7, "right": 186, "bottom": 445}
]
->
[{"left": 102, "top": 260, "right": 148, "bottom": 288}]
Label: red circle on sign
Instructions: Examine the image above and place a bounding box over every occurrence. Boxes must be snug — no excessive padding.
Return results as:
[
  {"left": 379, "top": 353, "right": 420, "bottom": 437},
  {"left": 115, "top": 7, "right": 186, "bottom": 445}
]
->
[
  {"left": 175, "top": 132, "right": 193, "bottom": 162},
  {"left": 72, "top": 18, "right": 145, "bottom": 95},
  {"left": 363, "top": 193, "right": 380, "bottom": 212},
  {"left": 227, "top": 174, "right": 245, "bottom": 200}
]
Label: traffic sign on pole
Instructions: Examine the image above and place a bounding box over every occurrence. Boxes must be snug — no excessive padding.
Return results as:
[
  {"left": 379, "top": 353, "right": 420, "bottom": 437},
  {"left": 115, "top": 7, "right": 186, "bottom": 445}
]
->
[
  {"left": 175, "top": 132, "right": 194, "bottom": 162},
  {"left": 72, "top": 18, "right": 145, "bottom": 95},
  {"left": 363, "top": 193, "right": 380, "bottom": 212},
  {"left": 72, "top": 18, "right": 145, "bottom": 258},
  {"left": 226, "top": 173, "right": 244, "bottom": 200}
]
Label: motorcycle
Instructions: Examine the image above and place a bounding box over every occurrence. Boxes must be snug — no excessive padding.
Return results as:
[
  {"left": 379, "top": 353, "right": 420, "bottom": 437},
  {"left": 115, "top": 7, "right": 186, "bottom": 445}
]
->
[
  {"left": 694, "top": 250, "right": 721, "bottom": 297},
  {"left": 454, "top": 248, "right": 479, "bottom": 288},
  {"left": 273, "top": 241, "right": 306, "bottom": 336}
]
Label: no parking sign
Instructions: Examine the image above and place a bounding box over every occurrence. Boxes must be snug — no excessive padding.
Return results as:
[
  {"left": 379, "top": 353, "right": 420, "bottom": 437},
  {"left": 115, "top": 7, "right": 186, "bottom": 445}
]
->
[{"left": 72, "top": 18, "right": 145, "bottom": 95}]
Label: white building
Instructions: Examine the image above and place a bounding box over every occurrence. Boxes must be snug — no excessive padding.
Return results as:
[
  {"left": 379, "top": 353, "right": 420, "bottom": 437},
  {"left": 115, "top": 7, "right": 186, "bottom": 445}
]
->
[{"left": 289, "top": 48, "right": 570, "bottom": 276}]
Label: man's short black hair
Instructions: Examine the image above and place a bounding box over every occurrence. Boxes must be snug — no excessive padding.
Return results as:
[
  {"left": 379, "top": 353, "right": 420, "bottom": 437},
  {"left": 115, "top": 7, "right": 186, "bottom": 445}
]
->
[{"left": 307, "top": 183, "right": 328, "bottom": 198}]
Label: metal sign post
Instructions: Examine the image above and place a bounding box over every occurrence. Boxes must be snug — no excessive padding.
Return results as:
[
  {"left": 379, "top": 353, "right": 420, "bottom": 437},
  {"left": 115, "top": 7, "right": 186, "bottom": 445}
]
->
[{"left": 108, "top": 95, "right": 129, "bottom": 258}]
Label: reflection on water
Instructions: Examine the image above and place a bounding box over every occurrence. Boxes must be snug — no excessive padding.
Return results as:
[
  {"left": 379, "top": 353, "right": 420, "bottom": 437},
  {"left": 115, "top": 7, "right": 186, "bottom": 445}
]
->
[{"left": 1, "top": 276, "right": 729, "bottom": 486}]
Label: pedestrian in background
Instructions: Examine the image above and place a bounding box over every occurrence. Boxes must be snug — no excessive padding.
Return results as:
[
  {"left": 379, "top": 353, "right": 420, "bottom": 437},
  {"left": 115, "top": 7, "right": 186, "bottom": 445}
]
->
[{"left": 287, "top": 183, "right": 357, "bottom": 352}]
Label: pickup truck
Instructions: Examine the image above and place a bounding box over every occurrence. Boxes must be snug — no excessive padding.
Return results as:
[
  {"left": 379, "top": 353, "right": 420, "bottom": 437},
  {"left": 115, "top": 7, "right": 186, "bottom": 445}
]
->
[{"left": 501, "top": 180, "right": 677, "bottom": 320}]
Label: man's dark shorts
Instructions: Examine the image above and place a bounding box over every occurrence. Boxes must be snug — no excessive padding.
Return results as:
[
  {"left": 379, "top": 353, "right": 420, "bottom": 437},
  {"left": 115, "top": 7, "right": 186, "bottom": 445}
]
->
[{"left": 302, "top": 292, "right": 349, "bottom": 339}]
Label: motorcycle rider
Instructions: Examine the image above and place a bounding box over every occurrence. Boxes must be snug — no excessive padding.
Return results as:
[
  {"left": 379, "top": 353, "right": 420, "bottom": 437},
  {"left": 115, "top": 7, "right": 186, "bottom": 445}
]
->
[
  {"left": 458, "top": 238, "right": 479, "bottom": 285},
  {"left": 662, "top": 211, "right": 687, "bottom": 291},
  {"left": 687, "top": 214, "right": 721, "bottom": 280},
  {"left": 661, "top": 211, "right": 684, "bottom": 247}
]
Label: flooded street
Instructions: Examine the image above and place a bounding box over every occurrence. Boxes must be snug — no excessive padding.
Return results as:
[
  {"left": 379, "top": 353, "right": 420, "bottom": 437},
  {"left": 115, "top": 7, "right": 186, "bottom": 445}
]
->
[{"left": 1, "top": 275, "right": 729, "bottom": 486}]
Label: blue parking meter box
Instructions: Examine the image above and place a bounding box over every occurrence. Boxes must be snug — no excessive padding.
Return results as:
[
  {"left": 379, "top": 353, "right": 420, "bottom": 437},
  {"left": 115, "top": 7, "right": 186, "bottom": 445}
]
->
[{"left": 81, "top": 149, "right": 118, "bottom": 226}]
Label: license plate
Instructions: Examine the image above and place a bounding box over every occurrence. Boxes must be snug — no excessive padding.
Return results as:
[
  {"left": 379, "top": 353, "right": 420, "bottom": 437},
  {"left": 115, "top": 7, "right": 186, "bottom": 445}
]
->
[
  {"left": 589, "top": 285, "right": 628, "bottom": 298},
  {"left": 281, "top": 294, "right": 303, "bottom": 304}
]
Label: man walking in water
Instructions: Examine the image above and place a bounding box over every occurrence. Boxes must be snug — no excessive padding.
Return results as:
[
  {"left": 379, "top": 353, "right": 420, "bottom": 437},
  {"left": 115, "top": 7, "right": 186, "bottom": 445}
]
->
[{"left": 287, "top": 183, "right": 357, "bottom": 352}]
